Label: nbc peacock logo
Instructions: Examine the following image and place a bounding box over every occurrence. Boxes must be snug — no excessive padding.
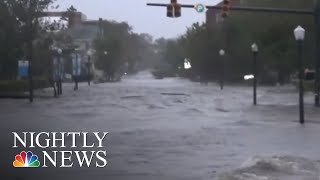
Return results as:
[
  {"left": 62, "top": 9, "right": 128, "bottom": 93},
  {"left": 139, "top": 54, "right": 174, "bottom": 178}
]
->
[{"left": 13, "top": 151, "right": 40, "bottom": 168}]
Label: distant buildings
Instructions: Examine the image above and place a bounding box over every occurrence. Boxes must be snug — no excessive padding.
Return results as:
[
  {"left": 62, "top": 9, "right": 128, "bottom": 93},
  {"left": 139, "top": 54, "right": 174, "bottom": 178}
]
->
[{"left": 43, "top": 11, "right": 103, "bottom": 79}]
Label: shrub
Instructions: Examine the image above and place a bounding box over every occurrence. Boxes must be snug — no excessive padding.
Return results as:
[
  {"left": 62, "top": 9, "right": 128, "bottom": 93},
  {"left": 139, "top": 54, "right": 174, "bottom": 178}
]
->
[{"left": 0, "top": 78, "right": 50, "bottom": 93}]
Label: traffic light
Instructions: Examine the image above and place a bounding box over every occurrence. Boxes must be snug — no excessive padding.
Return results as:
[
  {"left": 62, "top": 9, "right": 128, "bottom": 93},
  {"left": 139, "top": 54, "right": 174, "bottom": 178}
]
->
[
  {"left": 167, "top": 4, "right": 174, "bottom": 17},
  {"left": 221, "top": 0, "right": 230, "bottom": 18},
  {"left": 167, "top": 0, "right": 181, "bottom": 18},
  {"left": 174, "top": 3, "right": 181, "bottom": 17}
]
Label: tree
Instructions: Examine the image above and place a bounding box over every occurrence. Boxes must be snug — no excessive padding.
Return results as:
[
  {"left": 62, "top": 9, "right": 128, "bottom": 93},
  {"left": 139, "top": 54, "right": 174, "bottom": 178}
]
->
[
  {"left": 0, "top": 1, "right": 22, "bottom": 79},
  {"left": 0, "top": 0, "right": 58, "bottom": 79},
  {"left": 159, "top": 0, "right": 315, "bottom": 84},
  {"left": 94, "top": 20, "right": 156, "bottom": 81}
]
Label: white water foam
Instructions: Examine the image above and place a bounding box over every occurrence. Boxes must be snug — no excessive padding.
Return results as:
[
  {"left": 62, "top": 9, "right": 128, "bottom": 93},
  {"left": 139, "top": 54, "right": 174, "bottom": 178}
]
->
[{"left": 216, "top": 156, "right": 320, "bottom": 180}]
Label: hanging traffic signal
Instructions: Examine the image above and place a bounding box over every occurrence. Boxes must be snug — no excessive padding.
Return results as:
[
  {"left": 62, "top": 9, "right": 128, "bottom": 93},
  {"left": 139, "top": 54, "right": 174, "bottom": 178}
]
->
[
  {"left": 221, "top": 0, "right": 230, "bottom": 18},
  {"left": 167, "top": 4, "right": 174, "bottom": 17},
  {"left": 167, "top": 0, "right": 181, "bottom": 18},
  {"left": 174, "top": 3, "right": 181, "bottom": 17}
]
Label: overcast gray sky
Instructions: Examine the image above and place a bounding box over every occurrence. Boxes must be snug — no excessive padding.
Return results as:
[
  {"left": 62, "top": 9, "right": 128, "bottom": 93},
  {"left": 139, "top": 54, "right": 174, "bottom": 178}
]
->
[{"left": 55, "top": 0, "right": 221, "bottom": 39}]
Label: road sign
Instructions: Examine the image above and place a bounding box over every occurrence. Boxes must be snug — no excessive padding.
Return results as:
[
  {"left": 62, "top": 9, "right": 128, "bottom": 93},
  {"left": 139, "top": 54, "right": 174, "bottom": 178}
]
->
[
  {"left": 184, "top": 58, "right": 192, "bottom": 69},
  {"left": 194, "top": 4, "right": 206, "bottom": 13},
  {"left": 18, "top": 60, "right": 29, "bottom": 78}
]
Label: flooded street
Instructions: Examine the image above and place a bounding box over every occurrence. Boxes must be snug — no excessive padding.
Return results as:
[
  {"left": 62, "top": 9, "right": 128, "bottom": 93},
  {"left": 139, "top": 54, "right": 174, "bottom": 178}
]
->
[{"left": 1, "top": 71, "right": 320, "bottom": 180}]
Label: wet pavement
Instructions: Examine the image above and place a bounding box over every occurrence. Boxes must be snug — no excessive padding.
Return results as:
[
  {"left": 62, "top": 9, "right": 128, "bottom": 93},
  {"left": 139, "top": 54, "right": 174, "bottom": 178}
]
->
[{"left": 1, "top": 71, "right": 320, "bottom": 180}]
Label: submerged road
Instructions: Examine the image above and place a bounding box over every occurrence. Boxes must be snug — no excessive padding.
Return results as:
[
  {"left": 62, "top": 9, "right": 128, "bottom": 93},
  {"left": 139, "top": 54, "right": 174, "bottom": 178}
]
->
[{"left": 1, "top": 71, "right": 320, "bottom": 180}]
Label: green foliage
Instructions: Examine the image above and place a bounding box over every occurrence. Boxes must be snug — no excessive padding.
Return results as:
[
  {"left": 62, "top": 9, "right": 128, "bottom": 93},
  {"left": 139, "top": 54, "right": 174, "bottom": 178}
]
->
[
  {"left": 0, "top": 0, "right": 63, "bottom": 80},
  {"left": 161, "top": 0, "right": 316, "bottom": 84},
  {"left": 304, "top": 81, "right": 315, "bottom": 92},
  {"left": 94, "top": 20, "right": 155, "bottom": 79}
]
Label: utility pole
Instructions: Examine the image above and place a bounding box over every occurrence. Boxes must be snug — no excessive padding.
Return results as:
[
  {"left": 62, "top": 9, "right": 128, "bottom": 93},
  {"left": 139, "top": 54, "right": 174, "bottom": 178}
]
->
[{"left": 27, "top": 0, "right": 34, "bottom": 102}]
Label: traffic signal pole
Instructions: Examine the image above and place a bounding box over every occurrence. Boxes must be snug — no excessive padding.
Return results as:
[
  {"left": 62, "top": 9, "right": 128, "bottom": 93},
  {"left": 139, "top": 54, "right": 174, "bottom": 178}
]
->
[
  {"left": 147, "top": 3, "right": 313, "bottom": 15},
  {"left": 314, "top": 2, "right": 320, "bottom": 106},
  {"left": 147, "top": 2, "right": 320, "bottom": 107}
]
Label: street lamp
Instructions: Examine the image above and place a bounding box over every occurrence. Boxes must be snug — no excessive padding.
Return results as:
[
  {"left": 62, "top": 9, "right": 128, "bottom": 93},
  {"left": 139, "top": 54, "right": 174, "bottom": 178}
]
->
[
  {"left": 57, "top": 48, "right": 62, "bottom": 55},
  {"left": 219, "top": 49, "right": 225, "bottom": 56},
  {"left": 51, "top": 46, "right": 63, "bottom": 97},
  {"left": 251, "top": 43, "right": 259, "bottom": 105},
  {"left": 219, "top": 49, "right": 225, "bottom": 90},
  {"left": 294, "top": 25, "right": 306, "bottom": 124}
]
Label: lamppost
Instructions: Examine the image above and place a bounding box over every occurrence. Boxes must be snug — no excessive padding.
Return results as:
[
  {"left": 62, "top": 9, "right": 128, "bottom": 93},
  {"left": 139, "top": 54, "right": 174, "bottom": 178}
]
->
[
  {"left": 251, "top": 43, "right": 259, "bottom": 105},
  {"left": 219, "top": 49, "right": 225, "bottom": 90},
  {"left": 57, "top": 48, "right": 63, "bottom": 95},
  {"left": 86, "top": 49, "right": 93, "bottom": 86},
  {"left": 294, "top": 25, "right": 306, "bottom": 124},
  {"left": 103, "top": 50, "right": 109, "bottom": 80},
  {"left": 51, "top": 46, "right": 62, "bottom": 97},
  {"left": 73, "top": 50, "right": 80, "bottom": 91}
]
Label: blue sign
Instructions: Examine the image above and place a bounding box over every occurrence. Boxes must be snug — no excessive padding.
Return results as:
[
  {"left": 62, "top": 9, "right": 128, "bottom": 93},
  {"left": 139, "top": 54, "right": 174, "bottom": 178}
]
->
[
  {"left": 195, "top": 4, "right": 206, "bottom": 13},
  {"left": 18, "top": 60, "right": 29, "bottom": 78},
  {"left": 52, "top": 57, "right": 65, "bottom": 81},
  {"left": 72, "top": 54, "right": 81, "bottom": 76}
]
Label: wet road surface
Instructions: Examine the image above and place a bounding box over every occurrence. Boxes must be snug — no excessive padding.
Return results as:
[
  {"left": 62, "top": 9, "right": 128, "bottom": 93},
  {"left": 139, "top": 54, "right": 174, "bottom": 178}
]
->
[{"left": 1, "top": 71, "right": 320, "bottom": 180}]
